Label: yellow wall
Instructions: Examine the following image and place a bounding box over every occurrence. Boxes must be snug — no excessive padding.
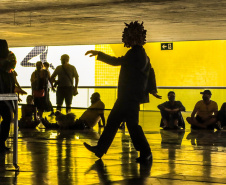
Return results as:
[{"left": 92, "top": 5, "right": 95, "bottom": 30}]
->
[
  {"left": 95, "top": 40, "right": 226, "bottom": 111},
  {"left": 146, "top": 40, "right": 226, "bottom": 87}
]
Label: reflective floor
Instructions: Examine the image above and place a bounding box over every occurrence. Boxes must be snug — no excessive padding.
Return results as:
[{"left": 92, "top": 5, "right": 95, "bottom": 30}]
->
[{"left": 1, "top": 110, "right": 226, "bottom": 185}]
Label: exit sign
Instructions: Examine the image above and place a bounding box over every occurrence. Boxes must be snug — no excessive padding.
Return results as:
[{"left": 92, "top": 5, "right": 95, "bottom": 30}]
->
[{"left": 161, "top": 43, "right": 173, "bottom": 50}]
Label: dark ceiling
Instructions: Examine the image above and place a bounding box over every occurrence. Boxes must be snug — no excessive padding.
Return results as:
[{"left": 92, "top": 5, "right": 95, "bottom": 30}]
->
[{"left": 1, "top": 0, "right": 226, "bottom": 47}]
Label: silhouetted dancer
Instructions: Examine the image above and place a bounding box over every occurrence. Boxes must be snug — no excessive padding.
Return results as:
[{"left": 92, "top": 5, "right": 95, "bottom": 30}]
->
[{"left": 83, "top": 21, "right": 162, "bottom": 163}]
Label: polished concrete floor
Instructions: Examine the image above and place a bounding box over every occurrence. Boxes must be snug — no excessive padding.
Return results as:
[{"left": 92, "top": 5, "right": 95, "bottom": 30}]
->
[{"left": 1, "top": 110, "right": 226, "bottom": 185}]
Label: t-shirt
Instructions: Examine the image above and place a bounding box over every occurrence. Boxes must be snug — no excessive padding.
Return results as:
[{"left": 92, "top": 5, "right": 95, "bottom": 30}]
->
[
  {"left": 80, "top": 100, "right": 105, "bottom": 128},
  {"left": 51, "top": 64, "right": 78, "bottom": 87},
  {"left": 195, "top": 100, "right": 218, "bottom": 118}
]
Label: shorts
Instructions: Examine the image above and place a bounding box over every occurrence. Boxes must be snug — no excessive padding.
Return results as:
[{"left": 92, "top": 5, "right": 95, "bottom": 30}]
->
[{"left": 56, "top": 86, "right": 73, "bottom": 106}]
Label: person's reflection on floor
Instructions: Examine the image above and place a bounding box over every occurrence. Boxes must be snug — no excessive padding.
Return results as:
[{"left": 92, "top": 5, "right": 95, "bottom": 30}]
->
[
  {"left": 0, "top": 153, "right": 19, "bottom": 184},
  {"left": 160, "top": 129, "right": 185, "bottom": 177},
  {"left": 57, "top": 135, "right": 73, "bottom": 185},
  {"left": 57, "top": 127, "right": 101, "bottom": 184},
  {"left": 160, "top": 129, "right": 185, "bottom": 145},
  {"left": 120, "top": 130, "right": 152, "bottom": 180},
  {"left": 186, "top": 130, "right": 213, "bottom": 180},
  {"left": 121, "top": 129, "right": 139, "bottom": 178},
  {"left": 86, "top": 159, "right": 152, "bottom": 185},
  {"left": 19, "top": 130, "right": 49, "bottom": 185},
  {"left": 122, "top": 161, "right": 152, "bottom": 184},
  {"left": 85, "top": 159, "right": 111, "bottom": 185},
  {"left": 212, "top": 130, "right": 226, "bottom": 147},
  {"left": 186, "top": 130, "right": 215, "bottom": 146}
]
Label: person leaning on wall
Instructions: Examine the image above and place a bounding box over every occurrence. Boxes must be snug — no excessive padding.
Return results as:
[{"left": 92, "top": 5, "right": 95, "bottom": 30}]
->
[{"left": 42, "top": 92, "right": 105, "bottom": 130}]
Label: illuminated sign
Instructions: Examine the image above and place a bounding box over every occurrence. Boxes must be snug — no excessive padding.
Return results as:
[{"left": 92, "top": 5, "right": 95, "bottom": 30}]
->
[{"left": 161, "top": 43, "right": 173, "bottom": 50}]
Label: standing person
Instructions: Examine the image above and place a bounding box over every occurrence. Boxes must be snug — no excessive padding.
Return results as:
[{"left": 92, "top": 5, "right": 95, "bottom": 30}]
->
[
  {"left": 0, "top": 39, "right": 16, "bottom": 152},
  {"left": 186, "top": 90, "right": 218, "bottom": 129},
  {"left": 31, "top": 61, "right": 54, "bottom": 118},
  {"left": 83, "top": 21, "right": 161, "bottom": 163},
  {"left": 157, "top": 91, "right": 185, "bottom": 129},
  {"left": 51, "top": 54, "right": 79, "bottom": 114},
  {"left": 43, "top": 62, "right": 55, "bottom": 116}
]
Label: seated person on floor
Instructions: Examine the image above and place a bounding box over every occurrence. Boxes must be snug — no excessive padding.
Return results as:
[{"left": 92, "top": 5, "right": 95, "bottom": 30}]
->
[
  {"left": 18, "top": 95, "right": 41, "bottom": 128},
  {"left": 217, "top": 102, "right": 226, "bottom": 129},
  {"left": 157, "top": 91, "right": 185, "bottom": 129},
  {"left": 42, "top": 92, "right": 105, "bottom": 129},
  {"left": 186, "top": 90, "right": 218, "bottom": 129}
]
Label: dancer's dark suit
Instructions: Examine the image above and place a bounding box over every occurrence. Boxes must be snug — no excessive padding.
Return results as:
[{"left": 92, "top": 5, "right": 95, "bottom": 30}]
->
[
  {"left": 84, "top": 21, "right": 161, "bottom": 162},
  {"left": 93, "top": 45, "right": 157, "bottom": 159}
]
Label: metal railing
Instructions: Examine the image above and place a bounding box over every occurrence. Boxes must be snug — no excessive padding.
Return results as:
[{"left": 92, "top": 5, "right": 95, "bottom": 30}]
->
[
  {"left": 0, "top": 93, "right": 19, "bottom": 170},
  {"left": 18, "top": 86, "right": 226, "bottom": 112}
]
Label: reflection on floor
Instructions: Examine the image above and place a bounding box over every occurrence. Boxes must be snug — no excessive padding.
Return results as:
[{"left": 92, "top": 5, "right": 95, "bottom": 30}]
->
[{"left": 1, "top": 111, "right": 226, "bottom": 185}]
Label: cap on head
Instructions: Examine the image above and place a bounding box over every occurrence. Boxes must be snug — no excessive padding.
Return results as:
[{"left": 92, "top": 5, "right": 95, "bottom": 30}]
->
[{"left": 200, "top": 90, "right": 212, "bottom": 95}]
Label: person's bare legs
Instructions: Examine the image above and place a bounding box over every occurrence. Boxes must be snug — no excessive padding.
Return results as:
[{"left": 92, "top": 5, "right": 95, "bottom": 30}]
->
[
  {"left": 186, "top": 117, "right": 206, "bottom": 128},
  {"left": 162, "top": 119, "right": 169, "bottom": 129},
  {"left": 173, "top": 119, "right": 180, "bottom": 129},
  {"left": 173, "top": 119, "right": 179, "bottom": 127},
  {"left": 66, "top": 105, "right": 71, "bottom": 114},
  {"left": 203, "top": 118, "right": 217, "bottom": 127},
  {"left": 38, "top": 110, "right": 43, "bottom": 119}
]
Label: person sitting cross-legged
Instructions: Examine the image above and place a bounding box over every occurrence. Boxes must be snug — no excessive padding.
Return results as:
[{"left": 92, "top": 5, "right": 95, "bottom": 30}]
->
[
  {"left": 158, "top": 91, "right": 185, "bottom": 130},
  {"left": 186, "top": 90, "right": 218, "bottom": 130},
  {"left": 42, "top": 92, "right": 105, "bottom": 129}
]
